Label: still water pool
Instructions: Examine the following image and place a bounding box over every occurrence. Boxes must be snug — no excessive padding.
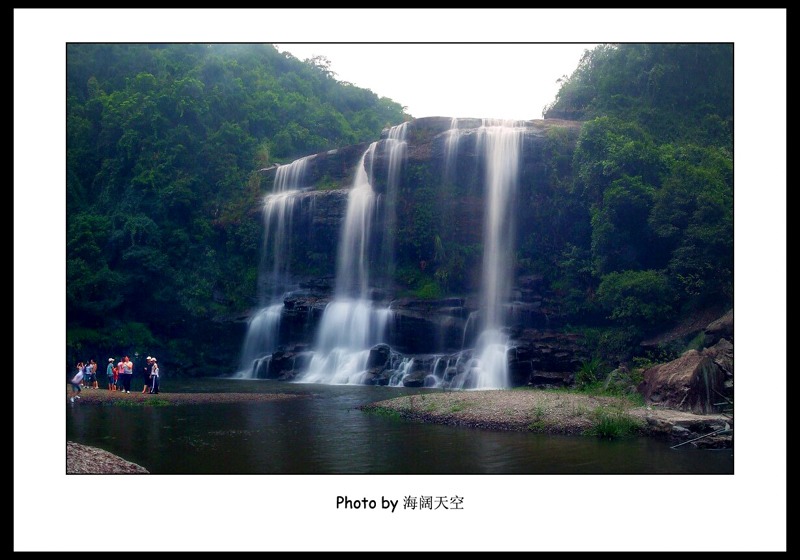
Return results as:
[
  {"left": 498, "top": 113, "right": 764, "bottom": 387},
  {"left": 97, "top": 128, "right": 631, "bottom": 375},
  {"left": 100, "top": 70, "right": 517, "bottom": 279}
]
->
[{"left": 66, "top": 378, "right": 733, "bottom": 474}]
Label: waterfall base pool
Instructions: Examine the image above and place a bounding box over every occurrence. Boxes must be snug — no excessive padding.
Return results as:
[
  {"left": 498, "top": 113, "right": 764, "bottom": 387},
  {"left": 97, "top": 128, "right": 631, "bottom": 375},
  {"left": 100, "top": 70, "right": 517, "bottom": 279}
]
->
[{"left": 66, "top": 378, "right": 733, "bottom": 474}]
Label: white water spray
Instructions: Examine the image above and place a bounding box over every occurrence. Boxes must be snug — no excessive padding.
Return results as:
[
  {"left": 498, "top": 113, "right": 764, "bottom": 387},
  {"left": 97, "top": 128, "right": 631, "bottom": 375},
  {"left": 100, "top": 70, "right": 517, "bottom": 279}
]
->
[{"left": 236, "top": 303, "right": 283, "bottom": 377}]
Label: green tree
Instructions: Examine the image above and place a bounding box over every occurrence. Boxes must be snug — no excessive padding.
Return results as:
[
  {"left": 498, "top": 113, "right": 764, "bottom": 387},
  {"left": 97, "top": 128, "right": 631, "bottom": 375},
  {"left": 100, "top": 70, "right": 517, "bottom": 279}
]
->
[{"left": 596, "top": 269, "right": 677, "bottom": 328}]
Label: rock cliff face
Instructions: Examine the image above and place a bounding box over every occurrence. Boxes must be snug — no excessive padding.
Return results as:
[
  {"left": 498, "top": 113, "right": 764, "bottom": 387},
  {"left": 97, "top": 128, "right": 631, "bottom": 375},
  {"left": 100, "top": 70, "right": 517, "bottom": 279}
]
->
[
  {"left": 509, "top": 330, "right": 590, "bottom": 387},
  {"left": 260, "top": 142, "right": 368, "bottom": 192},
  {"left": 256, "top": 117, "right": 582, "bottom": 292}
]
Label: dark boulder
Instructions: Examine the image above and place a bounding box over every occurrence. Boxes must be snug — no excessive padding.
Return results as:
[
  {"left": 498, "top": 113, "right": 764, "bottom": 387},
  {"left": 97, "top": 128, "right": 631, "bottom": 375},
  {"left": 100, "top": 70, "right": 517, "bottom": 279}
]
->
[
  {"left": 704, "top": 338, "right": 733, "bottom": 376},
  {"left": 367, "top": 344, "right": 392, "bottom": 370},
  {"left": 638, "top": 350, "right": 726, "bottom": 414}
]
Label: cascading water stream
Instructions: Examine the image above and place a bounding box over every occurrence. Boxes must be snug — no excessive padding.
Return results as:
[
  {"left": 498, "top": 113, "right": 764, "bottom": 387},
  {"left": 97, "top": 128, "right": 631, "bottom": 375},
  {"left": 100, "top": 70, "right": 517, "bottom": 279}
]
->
[
  {"left": 237, "top": 156, "right": 312, "bottom": 377},
  {"left": 379, "top": 122, "right": 407, "bottom": 288},
  {"left": 299, "top": 123, "right": 408, "bottom": 385},
  {"left": 453, "top": 119, "right": 523, "bottom": 389},
  {"left": 334, "top": 144, "right": 377, "bottom": 299},
  {"left": 444, "top": 117, "right": 461, "bottom": 183},
  {"left": 237, "top": 303, "right": 283, "bottom": 378},
  {"left": 261, "top": 155, "right": 313, "bottom": 300}
]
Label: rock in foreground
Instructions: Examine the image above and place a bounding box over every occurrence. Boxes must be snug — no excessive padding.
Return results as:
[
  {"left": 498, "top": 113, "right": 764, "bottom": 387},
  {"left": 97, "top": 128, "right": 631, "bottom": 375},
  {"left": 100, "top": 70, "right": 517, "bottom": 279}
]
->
[{"left": 67, "top": 441, "right": 149, "bottom": 474}]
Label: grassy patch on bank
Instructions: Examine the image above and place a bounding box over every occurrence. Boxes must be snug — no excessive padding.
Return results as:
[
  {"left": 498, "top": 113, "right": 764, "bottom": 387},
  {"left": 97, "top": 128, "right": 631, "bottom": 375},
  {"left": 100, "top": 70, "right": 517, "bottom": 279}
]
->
[
  {"left": 113, "top": 397, "right": 170, "bottom": 408},
  {"left": 361, "top": 406, "right": 403, "bottom": 420},
  {"left": 361, "top": 389, "right": 650, "bottom": 437},
  {"left": 527, "top": 420, "right": 547, "bottom": 433},
  {"left": 583, "top": 407, "right": 644, "bottom": 439}
]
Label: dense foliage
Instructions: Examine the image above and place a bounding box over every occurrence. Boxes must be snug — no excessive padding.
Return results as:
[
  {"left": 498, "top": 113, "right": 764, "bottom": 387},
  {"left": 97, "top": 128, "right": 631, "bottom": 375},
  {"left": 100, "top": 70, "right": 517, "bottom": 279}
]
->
[
  {"left": 541, "top": 44, "right": 733, "bottom": 352},
  {"left": 66, "top": 44, "right": 407, "bottom": 372}
]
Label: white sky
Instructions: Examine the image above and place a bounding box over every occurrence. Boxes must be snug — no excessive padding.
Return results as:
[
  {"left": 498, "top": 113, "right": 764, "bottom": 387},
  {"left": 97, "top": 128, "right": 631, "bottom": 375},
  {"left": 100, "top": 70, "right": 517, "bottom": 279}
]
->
[
  {"left": 14, "top": 8, "right": 786, "bottom": 553},
  {"left": 274, "top": 43, "right": 598, "bottom": 120}
]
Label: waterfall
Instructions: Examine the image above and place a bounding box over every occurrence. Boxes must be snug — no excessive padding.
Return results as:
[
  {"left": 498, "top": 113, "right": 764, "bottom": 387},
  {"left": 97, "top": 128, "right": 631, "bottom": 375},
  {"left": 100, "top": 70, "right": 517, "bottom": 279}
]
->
[
  {"left": 261, "top": 190, "right": 299, "bottom": 302},
  {"left": 335, "top": 144, "right": 377, "bottom": 298},
  {"left": 236, "top": 118, "right": 526, "bottom": 389},
  {"left": 461, "top": 119, "right": 523, "bottom": 389},
  {"left": 378, "top": 122, "right": 407, "bottom": 288},
  {"left": 444, "top": 117, "right": 461, "bottom": 182},
  {"left": 479, "top": 119, "right": 522, "bottom": 331},
  {"left": 298, "top": 124, "right": 406, "bottom": 384},
  {"left": 388, "top": 357, "right": 414, "bottom": 387},
  {"left": 300, "top": 300, "right": 392, "bottom": 385},
  {"left": 274, "top": 155, "right": 311, "bottom": 193},
  {"left": 236, "top": 303, "right": 283, "bottom": 377},
  {"left": 261, "top": 155, "right": 312, "bottom": 300},
  {"left": 237, "top": 156, "right": 312, "bottom": 378}
]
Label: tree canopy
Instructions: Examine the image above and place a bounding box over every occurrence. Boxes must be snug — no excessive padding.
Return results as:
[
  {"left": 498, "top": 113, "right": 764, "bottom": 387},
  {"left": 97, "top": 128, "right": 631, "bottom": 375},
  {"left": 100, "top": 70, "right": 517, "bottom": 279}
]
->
[
  {"left": 541, "top": 44, "right": 732, "bottom": 346},
  {"left": 66, "top": 44, "right": 407, "bottom": 370}
]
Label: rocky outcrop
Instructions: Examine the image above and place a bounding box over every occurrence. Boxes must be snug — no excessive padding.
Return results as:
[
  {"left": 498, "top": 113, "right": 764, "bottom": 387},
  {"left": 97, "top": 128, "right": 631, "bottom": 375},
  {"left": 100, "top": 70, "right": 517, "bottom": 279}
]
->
[
  {"left": 397, "top": 358, "right": 439, "bottom": 388},
  {"left": 704, "top": 338, "right": 733, "bottom": 376},
  {"left": 704, "top": 337, "right": 734, "bottom": 397},
  {"left": 388, "top": 297, "right": 471, "bottom": 354},
  {"left": 509, "top": 329, "right": 589, "bottom": 387},
  {"left": 636, "top": 309, "right": 734, "bottom": 413},
  {"left": 703, "top": 309, "right": 733, "bottom": 347},
  {"left": 251, "top": 345, "right": 313, "bottom": 380},
  {"left": 260, "top": 142, "right": 369, "bottom": 192},
  {"left": 632, "top": 408, "right": 732, "bottom": 448},
  {"left": 638, "top": 350, "right": 727, "bottom": 413}
]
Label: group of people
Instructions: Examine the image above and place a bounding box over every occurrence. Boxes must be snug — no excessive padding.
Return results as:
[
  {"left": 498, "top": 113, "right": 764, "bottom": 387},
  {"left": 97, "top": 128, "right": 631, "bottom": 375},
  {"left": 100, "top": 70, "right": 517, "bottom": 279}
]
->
[
  {"left": 75, "top": 359, "right": 99, "bottom": 388},
  {"left": 69, "top": 355, "right": 160, "bottom": 402}
]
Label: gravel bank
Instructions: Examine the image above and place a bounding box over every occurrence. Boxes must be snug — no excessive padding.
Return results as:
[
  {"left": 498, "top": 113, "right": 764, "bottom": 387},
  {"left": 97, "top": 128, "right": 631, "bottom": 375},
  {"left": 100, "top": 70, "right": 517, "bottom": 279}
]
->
[
  {"left": 67, "top": 442, "right": 149, "bottom": 474},
  {"left": 361, "top": 389, "right": 732, "bottom": 446}
]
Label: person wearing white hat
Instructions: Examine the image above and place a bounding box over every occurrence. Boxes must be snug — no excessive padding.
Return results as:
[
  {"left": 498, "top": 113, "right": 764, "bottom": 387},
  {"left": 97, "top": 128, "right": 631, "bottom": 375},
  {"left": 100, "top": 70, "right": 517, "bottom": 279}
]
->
[
  {"left": 106, "top": 358, "right": 115, "bottom": 391},
  {"left": 149, "top": 358, "right": 160, "bottom": 394},
  {"left": 142, "top": 356, "right": 153, "bottom": 394}
]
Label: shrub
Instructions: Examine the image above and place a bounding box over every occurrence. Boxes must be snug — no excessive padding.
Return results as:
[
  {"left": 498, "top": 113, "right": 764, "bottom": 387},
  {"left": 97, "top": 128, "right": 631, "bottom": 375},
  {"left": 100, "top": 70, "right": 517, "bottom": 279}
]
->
[
  {"left": 415, "top": 281, "right": 442, "bottom": 300},
  {"left": 584, "top": 407, "right": 643, "bottom": 439},
  {"left": 576, "top": 357, "right": 605, "bottom": 388}
]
